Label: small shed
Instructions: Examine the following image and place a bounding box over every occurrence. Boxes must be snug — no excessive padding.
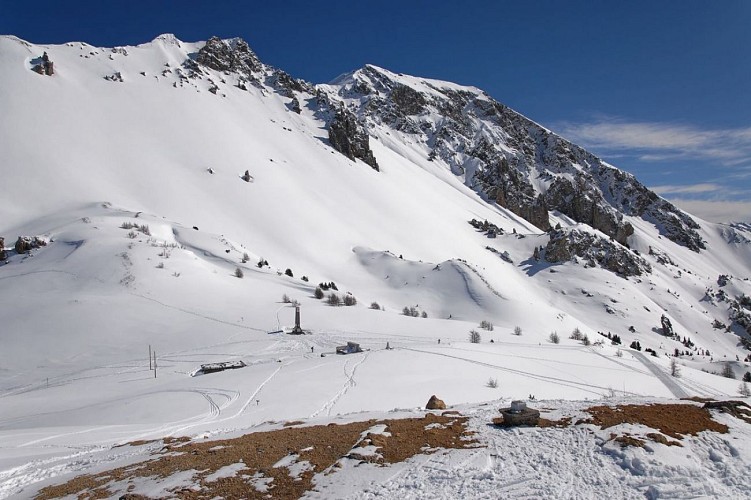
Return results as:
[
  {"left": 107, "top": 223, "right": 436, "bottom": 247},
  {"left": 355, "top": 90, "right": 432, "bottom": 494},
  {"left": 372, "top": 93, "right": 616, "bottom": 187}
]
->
[{"left": 336, "top": 342, "right": 362, "bottom": 355}]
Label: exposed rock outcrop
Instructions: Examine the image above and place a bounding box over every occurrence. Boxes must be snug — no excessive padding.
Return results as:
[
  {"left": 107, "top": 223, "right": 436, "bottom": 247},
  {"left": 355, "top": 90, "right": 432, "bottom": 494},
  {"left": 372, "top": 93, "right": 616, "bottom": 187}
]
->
[
  {"left": 544, "top": 229, "right": 651, "bottom": 277},
  {"left": 15, "top": 236, "right": 47, "bottom": 254},
  {"left": 196, "top": 37, "right": 262, "bottom": 75},
  {"left": 328, "top": 109, "right": 379, "bottom": 171},
  {"left": 322, "top": 65, "right": 704, "bottom": 251},
  {"left": 32, "top": 51, "right": 54, "bottom": 76},
  {"left": 661, "top": 314, "right": 675, "bottom": 337},
  {"left": 0, "top": 237, "right": 6, "bottom": 260}
]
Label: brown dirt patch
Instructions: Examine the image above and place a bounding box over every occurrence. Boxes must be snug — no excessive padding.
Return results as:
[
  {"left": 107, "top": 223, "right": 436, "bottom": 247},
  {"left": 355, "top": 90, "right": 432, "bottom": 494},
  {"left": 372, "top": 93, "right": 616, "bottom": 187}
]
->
[
  {"left": 584, "top": 403, "right": 729, "bottom": 439},
  {"left": 537, "top": 417, "right": 572, "bottom": 428},
  {"left": 612, "top": 434, "right": 645, "bottom": 448},
  {"left": 646, "top": 432, "right": 682, "bottom": 447},
  {"left": 35, "top": 413, "right": 476, "bottom": 500}
]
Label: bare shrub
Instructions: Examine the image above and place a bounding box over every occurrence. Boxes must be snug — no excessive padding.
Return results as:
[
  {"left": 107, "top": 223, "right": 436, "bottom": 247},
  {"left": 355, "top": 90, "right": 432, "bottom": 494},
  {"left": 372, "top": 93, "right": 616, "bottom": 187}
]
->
[
  {"left": 156, "top": 262, "right": 164, "bottom": 269},
  {"left": 343, "top": 294, "right": 357, "bottom": 306},
  {"left": 480, "top": 320, "right": 494, "bottom": 331},
  {"left": 469, "top": 330, "right": 481, "bottom": 343},
  {"left": 486, "top": 377, "right": 498, "bottom": 388},
  {"left": 282, "top": 294, "right": 292, "bottom": 304},
  {"left": 327, "top": 293, "right": 341, "bottom": 306},
  {"left": 370, "top": 301, "right": 381, "bottom": 310},
  {"left": 120, "top": 221, "right": 135, "bottom": 229},
  {"left": 314, "top": 287, "right": 324, "bottom": 299},
  {"left": 234, "top": 267, "right": 244, "bottom": 278},
  {"left": 615, "top": 349, "right": 623, "bottom": 358},
  {"left": 740, "top": 382, "right": 751, "bottom": 397},
  {"left": 549, "top": 331, "right": 560, "bottom": 344},
  {"left": 513, "top": 326, "right": 522, "bottom": 336},
  {"left": 582, "top": 334, "right": 591, "bottom": 346},
  {"left": 241, "top": 252, "right": 250, "bottom": 263},
  {"left": 722, "top": 363, "right": 735, "bottom": 379},
  {"left": 670, "top": 358, "right": 681, "bottom": 377},
  {"left": 402, "top": 306, "right": 419, "bottom": 317}
]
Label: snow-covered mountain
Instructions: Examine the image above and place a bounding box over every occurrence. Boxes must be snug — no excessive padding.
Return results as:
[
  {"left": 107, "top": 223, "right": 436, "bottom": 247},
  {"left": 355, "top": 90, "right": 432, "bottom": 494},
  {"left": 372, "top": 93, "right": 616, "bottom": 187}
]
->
[{"left": 1, "top": 34, "right": 750, "bottom": 498}]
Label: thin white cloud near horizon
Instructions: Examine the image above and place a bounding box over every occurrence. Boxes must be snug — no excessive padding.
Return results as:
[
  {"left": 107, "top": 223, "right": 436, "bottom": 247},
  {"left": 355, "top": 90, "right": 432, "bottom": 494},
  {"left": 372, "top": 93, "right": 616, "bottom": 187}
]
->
[
  {"left": 554, "top": 118, "right": 751, "bottom": 166},
  {"left": 651, "top": 183, "right": 723, "bottom": 195},
  {"left": 668, "top": 198, "right": 751, "bottom": 224}
]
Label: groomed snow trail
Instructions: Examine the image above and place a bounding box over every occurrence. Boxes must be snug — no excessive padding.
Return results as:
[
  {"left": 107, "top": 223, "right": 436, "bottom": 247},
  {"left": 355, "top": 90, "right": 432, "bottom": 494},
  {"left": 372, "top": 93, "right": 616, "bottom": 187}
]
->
[{"left": 631, "top": 351, "right": 689, "bottom": 399}]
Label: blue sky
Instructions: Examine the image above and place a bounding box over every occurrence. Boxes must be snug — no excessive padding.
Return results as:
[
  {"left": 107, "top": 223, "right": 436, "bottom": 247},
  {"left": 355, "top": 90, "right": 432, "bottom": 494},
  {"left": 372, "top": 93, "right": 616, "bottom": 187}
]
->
[{"left": 4, "top": 1, "right": 750, "bottom": 221}]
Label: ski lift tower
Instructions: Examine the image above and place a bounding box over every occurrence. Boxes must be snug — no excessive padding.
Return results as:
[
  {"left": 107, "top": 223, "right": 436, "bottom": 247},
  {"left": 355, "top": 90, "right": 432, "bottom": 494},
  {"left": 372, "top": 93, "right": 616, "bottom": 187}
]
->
[{"left": 288, "top": 304, "right": 305, "bottom": 335}]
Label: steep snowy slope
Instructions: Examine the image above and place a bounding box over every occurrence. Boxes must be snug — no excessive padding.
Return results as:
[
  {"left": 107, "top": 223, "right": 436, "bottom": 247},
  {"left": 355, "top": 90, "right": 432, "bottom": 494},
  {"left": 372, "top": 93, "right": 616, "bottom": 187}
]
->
[{"left": 1, "top": 34, "right": 750, "bottom": 498}]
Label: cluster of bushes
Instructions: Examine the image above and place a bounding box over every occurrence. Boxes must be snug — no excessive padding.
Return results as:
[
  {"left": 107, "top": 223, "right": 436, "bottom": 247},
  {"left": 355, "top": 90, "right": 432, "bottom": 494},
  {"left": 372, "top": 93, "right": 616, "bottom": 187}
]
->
[
  {"left": 479, "top": 320, "right": 494, "bottom": 331},
  {"left": 402, "top": 306, "right": 427, "bottom": 318},
  {"left": 120, "top": 221, "right": 151, "bottom": 236},
  {"left": 598, "top": 332, "right": 622, "bottom": 345},
  {"left": 569, "top": 327, "right": 590, "bottom": 346},
  {"left": 325, "top": 293, "right": 357, "bottom": 306},
  {"left": 318, "top": 282, "right": 338, "bottom": 291}
]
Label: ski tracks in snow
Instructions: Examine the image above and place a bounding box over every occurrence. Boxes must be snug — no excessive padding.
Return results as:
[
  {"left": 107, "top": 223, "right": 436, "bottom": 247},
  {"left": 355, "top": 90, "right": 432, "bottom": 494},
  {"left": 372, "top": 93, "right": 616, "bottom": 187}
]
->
[{"left": 310, "top": 352, "right": 370, "bottom": 419}]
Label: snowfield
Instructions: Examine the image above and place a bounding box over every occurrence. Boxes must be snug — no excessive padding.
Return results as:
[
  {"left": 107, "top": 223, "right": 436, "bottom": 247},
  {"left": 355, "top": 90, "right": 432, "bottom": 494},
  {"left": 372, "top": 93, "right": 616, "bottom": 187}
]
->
[{"left": 0, "top": 34, "right": 750, "bottom": 498}]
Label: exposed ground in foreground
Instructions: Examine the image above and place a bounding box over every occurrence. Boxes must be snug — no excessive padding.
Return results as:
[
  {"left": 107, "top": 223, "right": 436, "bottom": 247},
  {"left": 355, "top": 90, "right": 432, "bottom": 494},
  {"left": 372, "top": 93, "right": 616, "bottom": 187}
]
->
[
  {"left": 35, "top": 401, "right": 751, "bottom": 499},
  {"left": 35, "top": 413, "right": 476, "bottom": 499}
]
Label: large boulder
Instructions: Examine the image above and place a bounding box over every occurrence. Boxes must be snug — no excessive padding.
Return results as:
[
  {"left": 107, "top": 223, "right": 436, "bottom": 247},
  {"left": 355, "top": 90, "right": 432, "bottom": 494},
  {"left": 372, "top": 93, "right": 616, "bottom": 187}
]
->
[{"left": 426, "top": 395, "right": 446, "bottom": 410}]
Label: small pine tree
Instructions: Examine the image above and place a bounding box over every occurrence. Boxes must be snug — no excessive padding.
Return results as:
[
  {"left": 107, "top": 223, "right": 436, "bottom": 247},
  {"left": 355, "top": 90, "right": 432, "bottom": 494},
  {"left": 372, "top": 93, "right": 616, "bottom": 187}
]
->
[
  {"left": 241, "top": 252, "right": 250, "bottom": 263},
  {"left": 343, "top": 294, "right": 357, "bottom": 306},
  {"left": 301, "top": 276, "right": 309, "bottom": 282},
  {"left": 285, "top": 268, "right": 293, "bottom": 277},
  {"left": 370, "top": 301, "right": 381, "bottom": 310},
  {"left": 469, "top": 330, "right": 481, "bottom": 343},
  {"left": 670, "top": 358, "right": 681, "bottom": 377},
  {"left": 327, "top": 293, "right": 341, "bottom": 306},
  {"left": 314, "top": 287, "right": 324, "bottom": 299},
  {"left": 549, "top": 331, "right": 560, "bottom": 344},
  {"left": 743, "top": 371, "right": 751, "bottom": 383},
  {"left": 234, "top": 267, "right": 244, "bottom": 278},
  {"left": 421, "top": 311, "right": 428, "bottom": 318},
  {"left": 513, "top": 326, "right": 522, "bottom": 336},
  {"left": 402, "top": 306, "right": 411, "bottom": 316},
  {"left": 570, "top": 327, "right": 583, "bottom": 340},
  {"left": 581, "top": 334, "right": 591, "bottom": 346},
  {"left": 740, "top": 381, "right": 751, "bottom": 397},
  {"left": 722, "top": 363, "right": 735, "bottom": 379}
]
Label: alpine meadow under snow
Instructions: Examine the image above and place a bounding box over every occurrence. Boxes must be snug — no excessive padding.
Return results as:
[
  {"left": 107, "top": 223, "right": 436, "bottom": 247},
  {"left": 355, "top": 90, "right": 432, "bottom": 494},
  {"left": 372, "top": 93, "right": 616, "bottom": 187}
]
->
[{"left": 1, "top": 34, "right": 750, "bottom": 499}]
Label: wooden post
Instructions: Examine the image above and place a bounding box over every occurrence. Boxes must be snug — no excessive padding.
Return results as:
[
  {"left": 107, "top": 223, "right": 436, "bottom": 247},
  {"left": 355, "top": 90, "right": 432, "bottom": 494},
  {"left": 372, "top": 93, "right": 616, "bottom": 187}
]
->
[
  {"left": 154, "top": 351, "right": 157, "bottom": 378},
  {"left": 149, "top": 345, "right": 152, "bottom": 370}
]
